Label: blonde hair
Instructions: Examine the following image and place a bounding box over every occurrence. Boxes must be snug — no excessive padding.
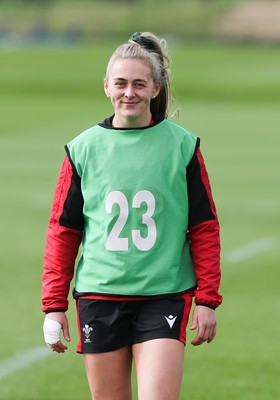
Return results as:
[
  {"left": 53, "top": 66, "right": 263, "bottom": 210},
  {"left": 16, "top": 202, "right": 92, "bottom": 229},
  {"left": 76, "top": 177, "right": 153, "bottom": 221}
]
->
[{"left": 105, "top": 32, "right": 171, "bottom": 118}]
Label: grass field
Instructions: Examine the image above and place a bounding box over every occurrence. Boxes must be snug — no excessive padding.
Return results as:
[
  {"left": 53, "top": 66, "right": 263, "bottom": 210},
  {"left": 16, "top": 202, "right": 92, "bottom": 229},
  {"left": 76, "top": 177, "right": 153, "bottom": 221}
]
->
[{"left": 0, "top": 41, "right": 279, "bottom": 399}]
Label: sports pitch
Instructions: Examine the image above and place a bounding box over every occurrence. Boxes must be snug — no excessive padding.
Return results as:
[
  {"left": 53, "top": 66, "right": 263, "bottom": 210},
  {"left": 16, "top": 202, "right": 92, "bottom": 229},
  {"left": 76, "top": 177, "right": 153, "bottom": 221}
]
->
[{"left": 0, "top": 42, "right": 279, "bottom": 399}]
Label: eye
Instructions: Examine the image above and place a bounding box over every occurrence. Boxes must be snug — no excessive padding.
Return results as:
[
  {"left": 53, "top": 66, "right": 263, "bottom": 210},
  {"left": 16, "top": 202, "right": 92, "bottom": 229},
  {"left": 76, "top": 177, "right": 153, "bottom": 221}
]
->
[
  {"left": 135, "top": 82, "right": 146, "bottom": 88},
  {"left": 115, "top": 81, "right": 125, "bottom": 87}
]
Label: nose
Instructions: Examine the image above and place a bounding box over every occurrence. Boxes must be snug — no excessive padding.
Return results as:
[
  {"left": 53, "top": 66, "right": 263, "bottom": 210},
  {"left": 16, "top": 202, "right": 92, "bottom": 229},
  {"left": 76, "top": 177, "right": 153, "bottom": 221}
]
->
[{"left": 124, "top": 84, "right": 135, "bottom": 98}]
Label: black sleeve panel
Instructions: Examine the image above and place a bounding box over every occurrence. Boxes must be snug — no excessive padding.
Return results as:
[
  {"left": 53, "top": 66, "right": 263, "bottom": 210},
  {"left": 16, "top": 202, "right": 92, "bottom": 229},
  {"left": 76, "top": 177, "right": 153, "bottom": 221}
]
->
[
  {"left": 187, "top": 139, "right": 216, "bottom": 226},
  {"left": 59, "top": 146, "right": 84, "bottom": 230}
]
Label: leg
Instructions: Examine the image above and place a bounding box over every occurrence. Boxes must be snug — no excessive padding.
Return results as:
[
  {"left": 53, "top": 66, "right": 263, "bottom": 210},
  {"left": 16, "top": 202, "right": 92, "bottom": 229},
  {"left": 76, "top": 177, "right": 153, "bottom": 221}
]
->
[
  {"left": 84, "top": 346, "right": 133, "bottom": 400},
  {"left": 133, "top": 339, "right": 185, "bottom": 400}
]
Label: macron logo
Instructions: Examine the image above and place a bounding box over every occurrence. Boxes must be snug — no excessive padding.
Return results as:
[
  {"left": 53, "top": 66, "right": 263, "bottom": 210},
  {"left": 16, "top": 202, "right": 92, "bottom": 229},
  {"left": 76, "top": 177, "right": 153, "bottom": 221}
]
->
[{"left": 164, "top": 315, "right": 177, "bottom": 329}]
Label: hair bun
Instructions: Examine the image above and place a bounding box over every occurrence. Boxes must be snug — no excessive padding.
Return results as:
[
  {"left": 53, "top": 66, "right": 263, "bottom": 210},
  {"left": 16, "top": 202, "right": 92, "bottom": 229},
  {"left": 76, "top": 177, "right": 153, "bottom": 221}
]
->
[{"left": 128, "top": 32, "right": 156, "bottom": 51}]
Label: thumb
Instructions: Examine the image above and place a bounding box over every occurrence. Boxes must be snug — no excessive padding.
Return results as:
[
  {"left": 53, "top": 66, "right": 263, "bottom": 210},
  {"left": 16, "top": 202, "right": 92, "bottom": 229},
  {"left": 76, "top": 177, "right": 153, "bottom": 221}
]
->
[
  {"left": 62, "top": 320, "right": 71, "bottom": 342},
  {"left": 190, "top": 310, "right": 198, "bottom": 331}
]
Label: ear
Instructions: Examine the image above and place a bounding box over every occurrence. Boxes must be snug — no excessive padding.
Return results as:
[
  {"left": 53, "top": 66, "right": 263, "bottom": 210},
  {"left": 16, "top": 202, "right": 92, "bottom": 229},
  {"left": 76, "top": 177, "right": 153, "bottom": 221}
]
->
[
  {"left": 152, "top": 84, "right": 161, "bottom": 99},
  {"left": 104, "top": 79, "right": 110, "bottom": 97}
]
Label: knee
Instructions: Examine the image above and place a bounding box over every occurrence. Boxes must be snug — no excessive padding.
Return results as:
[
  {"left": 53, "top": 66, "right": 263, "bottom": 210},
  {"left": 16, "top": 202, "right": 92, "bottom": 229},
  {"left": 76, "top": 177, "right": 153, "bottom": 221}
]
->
[{"left": 90, "top": 383, "right": 132, "bottom": 400}]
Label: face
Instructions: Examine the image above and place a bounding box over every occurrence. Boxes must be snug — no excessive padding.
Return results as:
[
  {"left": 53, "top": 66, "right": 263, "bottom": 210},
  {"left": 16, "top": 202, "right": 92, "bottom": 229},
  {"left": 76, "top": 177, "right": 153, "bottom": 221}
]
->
[{"left": 104, "top": 58, "right": 160, "bottom": 128}]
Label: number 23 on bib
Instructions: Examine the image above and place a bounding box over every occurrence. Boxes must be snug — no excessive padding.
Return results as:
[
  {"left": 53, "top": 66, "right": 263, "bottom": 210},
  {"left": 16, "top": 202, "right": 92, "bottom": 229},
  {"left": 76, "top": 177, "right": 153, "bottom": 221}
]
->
[{"left": 105, "top": 190, "right": 157, "bottom": 252}]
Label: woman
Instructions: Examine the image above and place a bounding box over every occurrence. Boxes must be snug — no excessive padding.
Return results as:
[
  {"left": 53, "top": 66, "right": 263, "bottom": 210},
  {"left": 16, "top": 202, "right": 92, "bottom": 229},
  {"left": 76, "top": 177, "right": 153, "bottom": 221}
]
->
[{"left": 42, "top": 32, "right": 222, "bottom": 400}]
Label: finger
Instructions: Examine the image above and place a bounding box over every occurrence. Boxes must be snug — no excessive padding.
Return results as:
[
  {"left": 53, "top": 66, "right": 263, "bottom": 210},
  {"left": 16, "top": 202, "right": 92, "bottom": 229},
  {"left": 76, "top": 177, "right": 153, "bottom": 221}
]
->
[
  {"left": 191, "top": 335, "right": 205, "bottom": 346},
  {"left": 191, "top": 325, "right": 206, "bottom": 346},
  {"left": 49, "top": 341, "right": 68, "bottom": 353},
  {"left": 191, "top": 332, "right": 207, "bottom": 346},
  {"left": 207, "top": 324, "right": 217, "bottom": 343}
]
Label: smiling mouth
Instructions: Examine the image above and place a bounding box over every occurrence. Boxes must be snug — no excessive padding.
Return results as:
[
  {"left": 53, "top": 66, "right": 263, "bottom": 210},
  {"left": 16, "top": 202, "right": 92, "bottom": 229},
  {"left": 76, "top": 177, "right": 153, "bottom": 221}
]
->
[{"left": 122, "top": 101, "right": 139, "bottom": 105}]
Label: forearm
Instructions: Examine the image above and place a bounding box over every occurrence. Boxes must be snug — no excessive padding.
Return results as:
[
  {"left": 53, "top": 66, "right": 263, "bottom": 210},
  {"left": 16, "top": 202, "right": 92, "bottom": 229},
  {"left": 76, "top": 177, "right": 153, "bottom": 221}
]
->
[
  {"left": 188, "top": 219, "right": 222, "bottom": 309},
  {"left": 42, "top": 225, "right": 83, "bottom": 312}
]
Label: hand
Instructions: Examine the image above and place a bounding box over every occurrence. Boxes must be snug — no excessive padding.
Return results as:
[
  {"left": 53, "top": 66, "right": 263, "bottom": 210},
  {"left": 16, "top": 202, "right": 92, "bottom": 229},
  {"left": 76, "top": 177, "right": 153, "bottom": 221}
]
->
[
  {"left": 190, "top": 305, "right": 216, "bottom": 346},
  {"left": 43, "top": 312, "right": 71, "bottom": 353}
]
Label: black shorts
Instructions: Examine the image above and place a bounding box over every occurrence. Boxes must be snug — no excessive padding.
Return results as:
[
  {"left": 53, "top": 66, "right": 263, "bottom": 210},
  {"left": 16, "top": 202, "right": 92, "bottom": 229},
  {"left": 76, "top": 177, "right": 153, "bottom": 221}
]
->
[{"left": 76, "top": 293, "right": 193, "bottom": 354}]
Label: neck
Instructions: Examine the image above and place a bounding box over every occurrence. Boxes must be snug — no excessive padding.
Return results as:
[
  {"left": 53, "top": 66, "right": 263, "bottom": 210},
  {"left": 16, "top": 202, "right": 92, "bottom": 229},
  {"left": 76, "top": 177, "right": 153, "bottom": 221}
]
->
[{"left": 112, "top": 113, "right": 152, "bottom": 129}]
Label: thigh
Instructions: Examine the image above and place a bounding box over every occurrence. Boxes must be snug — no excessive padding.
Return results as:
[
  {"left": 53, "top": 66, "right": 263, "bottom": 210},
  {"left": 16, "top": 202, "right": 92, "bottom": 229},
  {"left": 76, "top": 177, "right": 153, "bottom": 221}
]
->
[
  {"left": 133, "top": 339, "right": 185, "bottom": 400},
  {"left": 84, "top": 346, "right": 133, "bottom": 400}
]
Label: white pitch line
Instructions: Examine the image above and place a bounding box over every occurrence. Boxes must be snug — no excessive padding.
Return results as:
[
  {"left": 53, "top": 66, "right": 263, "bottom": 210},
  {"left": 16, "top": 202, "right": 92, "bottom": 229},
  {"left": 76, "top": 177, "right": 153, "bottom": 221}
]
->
[
  {"left": 224, "top": 237, "right": 277, "bottom": 263},
  {"left": 0, "top": 347, "right": 51, "bottom": 381}
]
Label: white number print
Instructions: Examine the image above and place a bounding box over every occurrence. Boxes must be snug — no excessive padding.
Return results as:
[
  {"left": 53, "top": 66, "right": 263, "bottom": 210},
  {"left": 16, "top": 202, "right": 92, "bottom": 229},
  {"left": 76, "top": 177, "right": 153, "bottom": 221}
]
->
[
  {"left": 105, "top": 190, "right": 157, "bottom": 251},
  {"left": 132, "top": 190, "right": 157, "bottom": 251},
  {"left": 105, "top": 191, "right": 129, "bottom": 251}
]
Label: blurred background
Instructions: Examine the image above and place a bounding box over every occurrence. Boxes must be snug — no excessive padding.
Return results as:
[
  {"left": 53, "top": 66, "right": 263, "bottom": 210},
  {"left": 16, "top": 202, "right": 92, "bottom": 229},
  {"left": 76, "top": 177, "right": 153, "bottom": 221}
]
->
[
  {"left": 1, "top": 0, "right": 280, "bottom": 44},
  {"left": 0, "top": 1, "right": 279, "bottom": 399}
]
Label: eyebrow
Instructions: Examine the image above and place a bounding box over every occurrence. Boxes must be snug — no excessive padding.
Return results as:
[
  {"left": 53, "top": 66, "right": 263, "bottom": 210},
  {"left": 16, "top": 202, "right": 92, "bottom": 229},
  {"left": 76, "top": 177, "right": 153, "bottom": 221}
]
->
[{"left": 113, "top": 78, "right": 148, "bottom": 83}]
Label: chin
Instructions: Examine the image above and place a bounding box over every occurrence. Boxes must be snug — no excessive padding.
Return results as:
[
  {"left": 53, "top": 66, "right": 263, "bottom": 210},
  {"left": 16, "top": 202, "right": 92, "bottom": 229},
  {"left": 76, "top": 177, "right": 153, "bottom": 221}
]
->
[{"left": 122, "top": 112, "right": 140, "bottom": 119}]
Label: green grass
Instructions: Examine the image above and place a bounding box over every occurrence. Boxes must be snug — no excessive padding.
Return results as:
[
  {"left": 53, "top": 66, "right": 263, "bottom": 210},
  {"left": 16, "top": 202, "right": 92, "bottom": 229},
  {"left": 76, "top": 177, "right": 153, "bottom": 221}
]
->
[{"left": 0, "top": 42, "right": 279, "bottom": 399}]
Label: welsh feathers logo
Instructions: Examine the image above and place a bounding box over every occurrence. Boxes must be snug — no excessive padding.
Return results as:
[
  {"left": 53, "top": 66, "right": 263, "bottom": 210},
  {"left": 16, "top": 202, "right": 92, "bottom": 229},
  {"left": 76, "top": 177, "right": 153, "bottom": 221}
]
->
[{"left": 83, "top": 324, "right": 93, "bottom": 343}]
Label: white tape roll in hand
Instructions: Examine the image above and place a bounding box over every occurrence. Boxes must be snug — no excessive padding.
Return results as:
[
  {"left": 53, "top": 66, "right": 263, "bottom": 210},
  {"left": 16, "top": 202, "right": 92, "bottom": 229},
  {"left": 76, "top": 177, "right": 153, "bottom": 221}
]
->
[{"left": 43, "top": 317, "right": 62, "bottom": 345}]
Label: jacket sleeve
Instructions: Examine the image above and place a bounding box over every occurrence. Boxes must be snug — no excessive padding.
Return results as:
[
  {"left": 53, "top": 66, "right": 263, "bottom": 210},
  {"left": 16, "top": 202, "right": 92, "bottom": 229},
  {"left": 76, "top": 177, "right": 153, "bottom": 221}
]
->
[
  {"left": 186, "top": 140, "right": 222, "bottom": 309},
  {"left": 42, "top": 155, "right": 84, "bottom": 313}
]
